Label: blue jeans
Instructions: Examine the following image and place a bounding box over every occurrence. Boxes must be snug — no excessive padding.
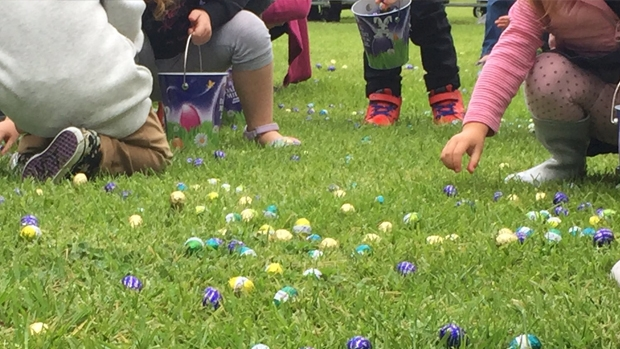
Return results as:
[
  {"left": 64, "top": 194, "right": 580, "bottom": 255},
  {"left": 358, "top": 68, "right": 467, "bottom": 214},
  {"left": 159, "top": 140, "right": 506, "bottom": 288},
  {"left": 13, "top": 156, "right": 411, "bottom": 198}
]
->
[{"left": 481, "top": 0, "right": 515, "bottom": 57}]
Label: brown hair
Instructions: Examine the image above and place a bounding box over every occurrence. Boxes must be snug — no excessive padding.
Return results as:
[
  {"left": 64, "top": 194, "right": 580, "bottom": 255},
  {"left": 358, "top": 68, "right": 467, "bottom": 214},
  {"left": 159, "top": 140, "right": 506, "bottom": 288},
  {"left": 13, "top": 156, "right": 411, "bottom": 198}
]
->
[{"left": 146, "top": 0, "right": 178, "bottom": 20}]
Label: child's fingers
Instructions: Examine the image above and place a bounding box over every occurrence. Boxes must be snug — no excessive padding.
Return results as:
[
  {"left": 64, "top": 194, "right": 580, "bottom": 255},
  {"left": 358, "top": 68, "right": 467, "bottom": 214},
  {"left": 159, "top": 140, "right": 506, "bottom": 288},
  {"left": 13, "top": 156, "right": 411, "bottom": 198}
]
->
[
  {"left": 441, "top": 140, "right": 463, "bottom": 173},
  {"left": 466, "top": 145, "right": 482, "bottom": 174}
]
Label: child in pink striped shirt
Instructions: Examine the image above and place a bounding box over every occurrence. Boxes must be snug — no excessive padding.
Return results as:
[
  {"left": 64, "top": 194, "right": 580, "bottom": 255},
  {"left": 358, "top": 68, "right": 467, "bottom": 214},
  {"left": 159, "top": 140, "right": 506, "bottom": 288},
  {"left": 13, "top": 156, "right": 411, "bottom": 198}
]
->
[{"left": 441, "top": 0, "right": 620, "bottom": 184}]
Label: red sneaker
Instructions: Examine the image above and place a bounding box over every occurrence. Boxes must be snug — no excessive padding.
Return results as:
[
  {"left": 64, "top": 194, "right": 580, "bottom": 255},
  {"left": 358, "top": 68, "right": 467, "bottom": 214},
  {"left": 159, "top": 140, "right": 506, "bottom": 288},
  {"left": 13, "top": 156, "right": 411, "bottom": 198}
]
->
[
  {"left": 364, "top": 89, "right": 402, "bottom": 126},
  {"left": 429, "top": 85, "right": 465, "bottom": 125}
]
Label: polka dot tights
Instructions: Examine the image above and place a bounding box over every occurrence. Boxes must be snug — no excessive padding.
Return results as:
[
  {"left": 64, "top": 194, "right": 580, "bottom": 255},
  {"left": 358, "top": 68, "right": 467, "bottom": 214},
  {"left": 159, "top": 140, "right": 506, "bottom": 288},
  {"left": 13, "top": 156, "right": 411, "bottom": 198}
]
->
[{"left": 524, "top": 52, "right": 619, "bottom": 145}]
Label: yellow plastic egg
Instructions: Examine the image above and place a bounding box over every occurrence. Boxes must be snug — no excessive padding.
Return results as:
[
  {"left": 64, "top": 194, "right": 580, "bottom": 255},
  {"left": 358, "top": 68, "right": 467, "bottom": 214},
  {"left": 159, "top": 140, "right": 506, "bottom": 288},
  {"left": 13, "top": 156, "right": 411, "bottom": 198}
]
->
[
  {"left": 265, "top": 263, "right": 284, "bottom": 275},
  {"left": 496, "top": 232, "right": 518, "bottom": 246},
  {"left": 20, "top": 225, "right": 41, "bottom": 240},
  {"left": 228, "top": 276, "right": 254, "bottom": 293},
  {"left": 29, "top": 322, "right": 48, "bottom": 335},
  {"left": 340, "top": 203, "right": 355, "bottom": 213},
  {"left": 257, "top": 224, "right": 275, "bottom": 235},
  {"left": 207, "top": 192, "right": 219, "bottom": 200},
  {"left": 590, "top": 215, "right": 601, "bottom": 226},
  {"left": 363, "top": 233, "right": 382, "bottom": 242},
  {"left": 269, "top": 229, "right": 293, "bottom": 241},
  {"left": 128, "top": 214, "right": 143, "bottom": 228},
  {"left": 238, "top": 196, "right": 252, "bottom": 205},
  {"left": 426, "top": 235, "right": 444, "bottom": 245},
  {"left": 333, "top": 189, "right": 346, "bottom": 198},
  {"left": 72, "top": 173, "right": 88, "bottom": 185},
  {"left": 170, "top": 191, "right": 186, "bottom": 207}
]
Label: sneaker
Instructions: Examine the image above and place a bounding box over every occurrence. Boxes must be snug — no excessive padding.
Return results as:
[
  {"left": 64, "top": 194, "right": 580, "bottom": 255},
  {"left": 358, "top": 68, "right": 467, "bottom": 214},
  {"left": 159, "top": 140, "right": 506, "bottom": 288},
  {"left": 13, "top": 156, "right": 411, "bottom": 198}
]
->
[
  {"left": 21, "top": 127, "right": 101, "bottom": 183},
  {"left": 429, "top": 85, "right": 465, "bottom": 125},
  {"left": 8, "top": 152, "right": 33, "bottom": 174},
  {"left": 364, "top": 89, "right": 402, "bottom": 126}
]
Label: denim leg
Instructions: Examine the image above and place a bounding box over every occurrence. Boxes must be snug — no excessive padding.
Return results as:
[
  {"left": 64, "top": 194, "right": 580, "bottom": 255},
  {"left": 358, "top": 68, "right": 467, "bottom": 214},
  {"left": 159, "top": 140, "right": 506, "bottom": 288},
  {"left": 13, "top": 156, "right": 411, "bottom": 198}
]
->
[{"left": 480, "top": 0, "right": 515, "bottom": 57}]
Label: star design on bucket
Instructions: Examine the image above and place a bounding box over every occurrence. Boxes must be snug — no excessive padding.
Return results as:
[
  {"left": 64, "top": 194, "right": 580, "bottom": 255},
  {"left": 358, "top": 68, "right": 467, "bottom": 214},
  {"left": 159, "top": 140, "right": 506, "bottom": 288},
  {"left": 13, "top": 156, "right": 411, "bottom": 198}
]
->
[{"left": 206, "top": 80, "right": 215, "bottom": 91}]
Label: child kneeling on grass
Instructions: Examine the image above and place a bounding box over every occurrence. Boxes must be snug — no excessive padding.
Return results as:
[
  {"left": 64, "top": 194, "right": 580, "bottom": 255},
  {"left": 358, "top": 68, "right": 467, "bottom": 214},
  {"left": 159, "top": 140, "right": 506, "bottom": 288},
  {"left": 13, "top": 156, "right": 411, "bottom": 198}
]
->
[
  {"left": 362, "top": 0, "right": 466, "bottom": 126},
  {"left": 441, "top": 0, "right": 620, "bottom": 184},
  {"left": 140, "top": 0, "right": 300, "bottom": 147},
  {"left": 0, "top": 1, "right": 173, "bottom": 183}
]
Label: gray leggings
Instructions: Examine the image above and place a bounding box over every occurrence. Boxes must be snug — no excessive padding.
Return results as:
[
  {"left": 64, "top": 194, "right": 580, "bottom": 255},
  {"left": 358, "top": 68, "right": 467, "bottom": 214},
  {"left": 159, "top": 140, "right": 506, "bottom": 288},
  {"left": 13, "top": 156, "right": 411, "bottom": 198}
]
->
[{"left": 138, "top": 10, "right": 273, "bottom": 101}]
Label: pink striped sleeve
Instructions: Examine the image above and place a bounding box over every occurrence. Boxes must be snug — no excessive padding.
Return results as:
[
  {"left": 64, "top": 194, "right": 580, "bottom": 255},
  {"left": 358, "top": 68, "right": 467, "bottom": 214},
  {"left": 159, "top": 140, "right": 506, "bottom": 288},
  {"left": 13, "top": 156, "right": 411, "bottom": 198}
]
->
[{"left": 464, "top": 0, "right": 545, "bottom": 135}]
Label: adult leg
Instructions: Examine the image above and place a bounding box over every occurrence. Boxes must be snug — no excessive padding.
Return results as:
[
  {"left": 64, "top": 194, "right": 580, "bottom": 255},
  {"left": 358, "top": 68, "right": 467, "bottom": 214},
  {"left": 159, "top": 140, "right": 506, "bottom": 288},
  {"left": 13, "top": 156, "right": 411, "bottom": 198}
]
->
[
  {"left": 506, "top": 52, "right": 611, "bottom": 184},
  {"left": 409, "top": 0, "right": 464, "bottom": 124}
]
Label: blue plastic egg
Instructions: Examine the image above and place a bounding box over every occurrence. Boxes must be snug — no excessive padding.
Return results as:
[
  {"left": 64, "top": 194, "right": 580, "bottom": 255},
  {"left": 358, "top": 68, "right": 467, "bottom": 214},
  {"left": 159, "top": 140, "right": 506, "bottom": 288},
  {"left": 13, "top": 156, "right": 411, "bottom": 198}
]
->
[
  {"left": 346, "top": 336, "right": 372, "bottom": 349},
  {"left": 438, "top": 323, "right": 468, "bottom": 348},
  {"left": 509, "top": 334, "right": 541, "bottom": 349},
  {"left": 396, "top": 261, "right": 416, "bottom": 275},
  {"left": 202, "top": 287, "right": 222, "bottom": 309},
  {"left": 593, "top": 228, "right": 614, "bottom": 247},
  {"left": 121, "top": 275, "right": 143, "bottom": 291},
  {"left": 20, "top": 214, "right": 39, "bottom": 227},
  {"left": 443, "top": 185, "right": 457, "bottom": 197}
]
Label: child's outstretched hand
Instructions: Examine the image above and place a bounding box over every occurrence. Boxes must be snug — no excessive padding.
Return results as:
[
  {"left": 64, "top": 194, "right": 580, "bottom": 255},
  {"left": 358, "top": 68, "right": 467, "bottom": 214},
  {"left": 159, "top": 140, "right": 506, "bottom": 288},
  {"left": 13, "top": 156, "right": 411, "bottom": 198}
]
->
[
  {"left": 188, "top": 9, "right": 212, "bottom": 45},
  {"left": 375, "top": 0, "right": 398, "bottom": 11},
  {"left": 0, "top": 117, "right": 20, "bottom": 155},
  {"left": 441, "top": 122, "right": 489, "bottom": 174}
]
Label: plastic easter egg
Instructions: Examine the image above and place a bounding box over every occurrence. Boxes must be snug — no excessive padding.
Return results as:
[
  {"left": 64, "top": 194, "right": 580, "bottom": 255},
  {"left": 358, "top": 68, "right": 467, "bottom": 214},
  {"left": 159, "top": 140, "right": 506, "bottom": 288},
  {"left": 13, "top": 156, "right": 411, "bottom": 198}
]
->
[
  {"left": 195, "top": 206, "right": 206, "bottom": 214},
  {"left": 176, "top": 182, "right": 187, "bottom": 191},
  {"left": 319, "top": 238, "right": 338, "bottom": 249},
  {"left": 240, "top": 208, "right": 257, "bottom": 222},
  {"left": 539, "top": 210, "right": 551, "bottom": 219},
  {"left": 378, "top": 221, "right": 392, "bottom": 232},
  {"left": 303, "top": 268, "right": 322, "bottom": 278},
  {"left": 547, "top": 217, "right": 561, "bottom": 227},
  {"left": 509, "top": 334, "right": 542, "bottom": 349},
  {"left": 306, "top": 234, "right": 321, "bottom": 242},
  {"left": 239, "top": 246, "right": 257, "bottom": 256},
  {"left": 610, "top": 260, "right": 620, "bottom": 287},
  {"left": 577, "top": 202, "right": 592, "bottom": 210},
  {"left": 205, "top": 237, "right": 223, "bottom": 249},
  {"left": 535, "top": 192, "right": 546, "bottom": 201},
  {"left": 202, "top": 287, "right": 222, "bottom": 309},
  {"left": 516, "top": 231, "right": 528, "bottom": 243},
  {"left": 238, "top": 196, "right": 252, "bottom": 206},
  {"left": 544, "top": 229, "right": 562, "bottom": 242},
  {"left": 207, "top": 192, "right": 219, "bottom": 200},
  {"left": 104, "top": 182, "right": 116, "bottom": 192},
  {"left": 445, "top": 234, "right": 459, "bottom": 241},
  {"left": 553, "top": 206, "right": 569, "bottom": 216},
  {"left": 333, "top": 189, "right": 346, "bottom": 198},
  {"left": 121, "top": 275, "right": 143, "bottom": 291},
  {"left": 273, "top": 286, "right": 298, "bottom": 305},
  {"left": 20, "top": 225, "right": 41, "bottom": 240},
  {"left": 346, "top": 336, "right": 372, "bottom": 349},
  {"left": 427, "top": 235, "right": 444, "bottom": 244},
  {"left": 29, "top": 322, "right": 49, "bottom": 335},
  {"left": 496, "top": 233, "right": 518, "bottom": 246},
  {"left": 443, "top": 185, "right": 457, "bottom": 197},
  {"left": 225, "top": 213, "right": 241, "bottom": 223},
  {"left": 308, "top": 250, "right": 323, "bottom": 259},
  {"left": 221, "top": 183, "right": 231, "bottom": 191},
  {"left": 438, "top": 323, "right": 468, "bottom": 348},
  {"left": 553, "top": 191, "right": 568, "bottom": 204},
  {"left": 568, "top": 226, "right": 582, "bottom": 236},
  {"left": 354, "top": 244, "right": 372, "bottom": 255},
  {"left": 582, "top": 227, "right": 596, "bottom": 236},
  {"left": 526, "top": 211, "right": 540, "bottom": 221},
  {"left": 589, "top": 215, "right": 601, "bottom": 226},
  {"left": 269, "top": 229, "right": 293, "bottom": 241},
  {"left": 364, "top": 233, "right": 382, "bottom": 242},
  {"left": 340, "top": 203, "right": 355, "bottom": 213},
  {"left": 516, "top": 227, "right": 533, "bottom": 237},
  {"left": 251, "top": 344, "right": 270, "bottom": 349},
  {"left": 396, "top": 261, "right": 416, "bottom": 276},
  {"left": 327, "top": 184, "right": 339, "bottom": 192},
  {"left": 213, "top": 150, "right": 225, "bottom": 159},
  {"left": 375, "top": 195, "right": 385, "bottom": 204},
  {"left": 227, "top": 240, "right": 245, "bottom": 253},
  {"left": 593, "top": 228, "right": 614, "bottom": 247},
  {"left": 73, "top": 173, "right": 88, "bottom": 185},
  {"left": 507, "top": 194, "right": 519, "bottom": 201},
  {"left": 170, "top": 191, "right": 186, "bottom": 207},
  {"left": 228, "top": 276, "right": 254, "bottom": 293},
  {"left": 293, "top": 218, "right": 312, "bottom": 234},
  {"left": 207, "top": 178, "right": 219, "bottom": 185},
  {"left": 256, "top": 224, "right": 275, "bottom": 235},
  {"left": 184, "top": 237, "right": 204, "bottom": 252},
  {"left": 265, "top": 263, "right": 283, "bottom": 274},
  {"left": 20, "top": 214, "right": 39, "bottom": 227},
  {"left": 403, "top": 212, "right": 420, "bottom": 224}
]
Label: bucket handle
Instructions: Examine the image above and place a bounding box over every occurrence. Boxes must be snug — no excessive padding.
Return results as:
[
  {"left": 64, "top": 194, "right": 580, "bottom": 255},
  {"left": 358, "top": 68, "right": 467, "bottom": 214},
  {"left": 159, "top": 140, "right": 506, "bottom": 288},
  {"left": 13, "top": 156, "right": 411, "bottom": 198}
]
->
[{"left": 182, "top": 34, "right": 203, "bottom": 90}]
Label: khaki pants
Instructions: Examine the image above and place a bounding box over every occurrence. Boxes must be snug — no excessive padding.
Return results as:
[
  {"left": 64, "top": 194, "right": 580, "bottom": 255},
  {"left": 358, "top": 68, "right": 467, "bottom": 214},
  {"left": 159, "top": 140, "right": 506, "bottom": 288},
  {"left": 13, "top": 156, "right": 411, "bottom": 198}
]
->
[{"left": 18, "top": 110, "right": 173, "bottom": 176}]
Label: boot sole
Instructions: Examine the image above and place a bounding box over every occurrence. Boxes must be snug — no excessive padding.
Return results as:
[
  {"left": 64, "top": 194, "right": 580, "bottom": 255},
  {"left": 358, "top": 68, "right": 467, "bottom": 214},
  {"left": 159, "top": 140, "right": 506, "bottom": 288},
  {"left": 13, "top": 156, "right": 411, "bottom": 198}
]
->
[{"left": 22, "top": 127, "right": 85, "bottom": 183}]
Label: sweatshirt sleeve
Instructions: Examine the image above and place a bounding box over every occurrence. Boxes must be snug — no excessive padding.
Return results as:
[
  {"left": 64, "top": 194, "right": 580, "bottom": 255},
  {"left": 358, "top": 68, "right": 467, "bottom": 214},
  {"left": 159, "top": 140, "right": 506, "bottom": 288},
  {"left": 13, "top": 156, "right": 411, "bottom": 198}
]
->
[
  {"left": 200, "top": 0, "right": 251, "bottom": 32},
  {"left": 101, "top": 0, "right": 146, "bottom": 53},
  {"left": 464, "top": 0, "right": 545, "bottom": 135}
]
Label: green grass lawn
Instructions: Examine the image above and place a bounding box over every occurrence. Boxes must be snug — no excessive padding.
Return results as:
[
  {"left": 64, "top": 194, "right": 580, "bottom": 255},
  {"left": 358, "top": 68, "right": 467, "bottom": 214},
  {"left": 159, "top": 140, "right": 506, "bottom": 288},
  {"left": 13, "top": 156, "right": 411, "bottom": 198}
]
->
[{"left": 3, "top": 8, "right": 620, "bottom": 349}]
